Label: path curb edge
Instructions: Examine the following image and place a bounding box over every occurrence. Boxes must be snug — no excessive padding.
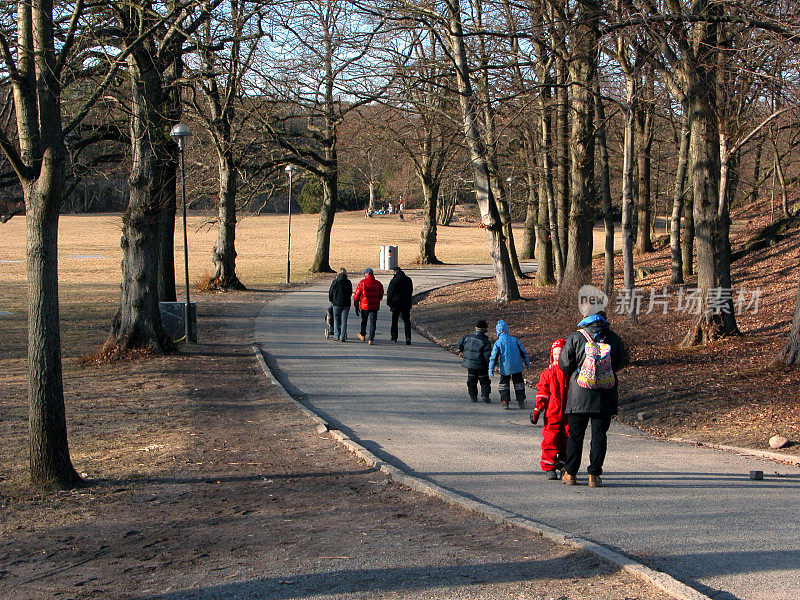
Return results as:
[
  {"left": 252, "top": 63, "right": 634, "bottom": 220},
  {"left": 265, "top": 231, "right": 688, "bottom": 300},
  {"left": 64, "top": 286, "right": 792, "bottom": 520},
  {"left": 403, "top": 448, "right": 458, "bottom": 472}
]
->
[{"left": 252, "top": 343, "right": 711, "bottom": 600}]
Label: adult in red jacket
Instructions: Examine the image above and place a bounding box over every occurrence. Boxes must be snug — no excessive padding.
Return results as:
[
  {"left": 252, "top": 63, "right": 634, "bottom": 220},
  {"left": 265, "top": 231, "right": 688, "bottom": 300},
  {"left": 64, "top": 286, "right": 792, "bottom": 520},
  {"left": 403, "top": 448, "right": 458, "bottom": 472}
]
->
[
  {"left": 531, "top": 339, "right": 568, "bottom": 479},
  {"left": 353, "top": 268, "right": 384, "bottom": 344}
]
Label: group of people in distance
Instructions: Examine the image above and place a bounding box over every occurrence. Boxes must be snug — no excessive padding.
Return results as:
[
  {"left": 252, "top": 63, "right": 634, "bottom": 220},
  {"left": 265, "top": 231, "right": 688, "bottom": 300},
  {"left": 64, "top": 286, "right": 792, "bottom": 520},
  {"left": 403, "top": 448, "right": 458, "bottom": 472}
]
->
[
  {"left": 328, "top": 266, "right": 414, "bottom": 346},
  {"left": 458, "top": 311, "right": 626, "bottom": 488}
]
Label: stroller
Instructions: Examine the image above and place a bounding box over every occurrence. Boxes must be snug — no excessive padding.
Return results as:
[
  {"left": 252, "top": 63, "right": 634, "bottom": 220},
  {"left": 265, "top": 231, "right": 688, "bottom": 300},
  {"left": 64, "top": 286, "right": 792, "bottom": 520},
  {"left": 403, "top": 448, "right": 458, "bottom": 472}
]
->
[{"left": 324, "top": 305, "right": 334, "bottom": 339}]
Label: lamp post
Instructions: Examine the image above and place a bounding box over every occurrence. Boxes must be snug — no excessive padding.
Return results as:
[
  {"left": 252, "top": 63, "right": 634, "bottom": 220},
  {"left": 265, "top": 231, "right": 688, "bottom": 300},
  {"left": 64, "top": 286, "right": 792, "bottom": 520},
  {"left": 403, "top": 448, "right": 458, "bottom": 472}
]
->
[
  {"left": 285, "top": 164, "right": 297, "bottom": 284},
  {"left": 170, "top": 123, "right": 193, "bottom": 343}
]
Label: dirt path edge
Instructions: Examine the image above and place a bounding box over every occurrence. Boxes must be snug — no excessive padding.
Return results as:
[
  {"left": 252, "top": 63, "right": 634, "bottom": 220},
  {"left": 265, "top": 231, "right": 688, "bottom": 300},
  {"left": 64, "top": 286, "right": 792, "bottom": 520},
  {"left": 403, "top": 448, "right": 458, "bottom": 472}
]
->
[{"left": 251, "top": 343, "right": 712, "bottom": 600}]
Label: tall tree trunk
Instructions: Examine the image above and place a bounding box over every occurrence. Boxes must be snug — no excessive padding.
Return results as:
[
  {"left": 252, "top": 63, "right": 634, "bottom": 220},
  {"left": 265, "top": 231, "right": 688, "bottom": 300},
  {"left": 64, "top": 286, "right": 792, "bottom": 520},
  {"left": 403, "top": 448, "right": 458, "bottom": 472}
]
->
[
  {"left": 368, "top": 180, "right": 376, "bottom": 212},
  {"left": 749, "top": 136, "right": 764, "bottom": 204},
  {"left": 108, "top": 49, "right": 170, "bottom": 354},
  {"left": 446, "top": 0, "right": 519, "bottom": 301},
  {"left": 312, "top": 166, "right": 337, "bottom": 273},
  {"left": 535, "top": 170, "right": 555, "bottom": 287},
  {"left": 157, "top": 50, "right": 183, "bottom": 302},
  {"left": 670, "top": 116, "right": 690, "bottom": 284},
  {"left": 682, "top": 188, "right": 695, "bottom": 278},
  {"left": 634, "top": 72, "right": 655, "bottom": 254},
  {"left": 717, "top": 134, "right": 741, "bottom": 335},
  {"left": 521, "top": 169, "right": 537, "bottom": 260},
  {"left": 563, "top": 6, "right": 598, "bottom": 288},
  {"left": 621, "top": 76, "right": 637, "bottom": 321},
  {"left": 26, "top": 158, "right": 82, "bottom": 489},
  {"left": 680, "top": 28, "right": 739, "bottom": 345},
  {"left": 211, "top": 149, "right": 245, "bottom": 289},
  {"left": 778, "top": 255, "right": 800, "bottom": 364},
  {"left": 555, "top": 57, "right": 569, "bottom": 267},
  {"left": 157, "top": 157, "right": 177, "bottom": 301},
  {"left": 773, "top": 141, "right": 790, "bottom": 218},
  {"left": 594, "top": 78, "right": 615, "bottom": 295},
  {"left": 419, "top": 174, "right": 442, "bottom": 264}
]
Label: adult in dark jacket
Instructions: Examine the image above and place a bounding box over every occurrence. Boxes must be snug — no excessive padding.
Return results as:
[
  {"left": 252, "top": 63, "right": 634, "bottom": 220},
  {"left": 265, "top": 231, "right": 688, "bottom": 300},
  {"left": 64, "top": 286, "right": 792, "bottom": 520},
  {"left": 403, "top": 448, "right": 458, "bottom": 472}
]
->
[
  {"left": 386, "top": 266, "right": 414, "bottom": 345},
  {"left": 458, "top": 320, "right": 493, "bottom": 403},
  {"left": 328, "top": 268, "right": 352, "bottom": 342},
  {"left": 558, "top": 311, "right": 626, "bottom": 487},
  {"left": 353, "top": 268, "right": 384, "bottom": 345}
]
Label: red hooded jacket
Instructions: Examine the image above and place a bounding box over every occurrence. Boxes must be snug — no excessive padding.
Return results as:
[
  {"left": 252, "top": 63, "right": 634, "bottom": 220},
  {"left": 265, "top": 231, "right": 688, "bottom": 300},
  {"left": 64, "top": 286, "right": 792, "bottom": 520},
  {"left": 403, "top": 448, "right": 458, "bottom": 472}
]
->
[
  {"left": 353, "top": 274, "right": 384, "bottom": 311},
  {"left": 534, "top": 339, "right": 569, "bottom": 426}
]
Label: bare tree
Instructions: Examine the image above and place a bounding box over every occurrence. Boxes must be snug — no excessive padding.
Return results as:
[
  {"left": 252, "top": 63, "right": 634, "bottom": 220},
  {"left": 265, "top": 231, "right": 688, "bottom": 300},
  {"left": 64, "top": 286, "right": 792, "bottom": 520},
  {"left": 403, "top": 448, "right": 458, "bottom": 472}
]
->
[
  {"left": 252, "top": 0, "right": 388, "bottom": 273},
  {"left": 188, "top": 0, "right": 266, "bottom": 290}
]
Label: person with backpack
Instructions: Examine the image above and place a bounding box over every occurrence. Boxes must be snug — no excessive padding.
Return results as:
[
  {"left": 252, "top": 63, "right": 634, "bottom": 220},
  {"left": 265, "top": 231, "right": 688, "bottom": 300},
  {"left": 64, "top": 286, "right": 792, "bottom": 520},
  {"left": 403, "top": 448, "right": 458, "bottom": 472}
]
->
[
  {"left": 488, "top": 320, "right": 530, "bottom": 409},
  {"left": 558, "top": 310, "right": 626, "bottom": 487},
  {"left": 328, "top": 268, "right": 352, "bottom": 342}
]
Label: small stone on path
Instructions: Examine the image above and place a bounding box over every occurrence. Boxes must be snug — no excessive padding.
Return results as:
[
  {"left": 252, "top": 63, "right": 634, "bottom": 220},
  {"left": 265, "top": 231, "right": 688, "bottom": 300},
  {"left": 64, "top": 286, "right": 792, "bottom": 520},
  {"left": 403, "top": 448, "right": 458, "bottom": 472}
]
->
[{"left": 769, "top": 435, "right": 789, "bottom": 449}]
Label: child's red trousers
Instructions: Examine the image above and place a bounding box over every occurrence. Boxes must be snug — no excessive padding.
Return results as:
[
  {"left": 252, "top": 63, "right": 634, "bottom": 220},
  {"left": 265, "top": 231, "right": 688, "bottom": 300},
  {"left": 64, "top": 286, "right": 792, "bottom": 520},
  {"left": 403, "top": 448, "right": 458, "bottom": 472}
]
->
[{"left": 535, "top": 364, "right": 569, "bottom": 471}]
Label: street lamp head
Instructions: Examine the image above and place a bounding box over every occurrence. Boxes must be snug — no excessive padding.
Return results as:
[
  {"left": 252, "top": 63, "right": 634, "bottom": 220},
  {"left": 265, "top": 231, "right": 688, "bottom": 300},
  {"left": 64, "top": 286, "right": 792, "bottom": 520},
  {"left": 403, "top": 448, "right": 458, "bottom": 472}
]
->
[
  {"left": 285, "top": 164, "right": 297, "bottom": 176},
  {"left": 170, "top": 123, "right": 192, "bottom": 150},
  {"left": 506, "top": 176, "right": 514, "bottom": 184}
]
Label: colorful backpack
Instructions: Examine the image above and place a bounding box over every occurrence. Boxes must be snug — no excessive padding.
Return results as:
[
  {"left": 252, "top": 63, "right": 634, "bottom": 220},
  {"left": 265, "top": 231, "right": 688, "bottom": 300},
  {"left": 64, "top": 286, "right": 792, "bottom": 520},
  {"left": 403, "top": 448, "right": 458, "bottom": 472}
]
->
[{"left": 576, "top": 329, "right": 615, "bottom": 389}]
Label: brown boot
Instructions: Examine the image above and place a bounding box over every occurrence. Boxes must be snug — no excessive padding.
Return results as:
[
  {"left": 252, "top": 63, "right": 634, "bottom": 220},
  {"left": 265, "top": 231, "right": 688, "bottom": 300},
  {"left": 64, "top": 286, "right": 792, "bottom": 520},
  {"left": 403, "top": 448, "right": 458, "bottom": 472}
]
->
[
  {"left": 588, "top": 475, "right": 602, "bottom": 488},
  {"left": 562, "top": 472, "right": 577, "bottom": 486}
]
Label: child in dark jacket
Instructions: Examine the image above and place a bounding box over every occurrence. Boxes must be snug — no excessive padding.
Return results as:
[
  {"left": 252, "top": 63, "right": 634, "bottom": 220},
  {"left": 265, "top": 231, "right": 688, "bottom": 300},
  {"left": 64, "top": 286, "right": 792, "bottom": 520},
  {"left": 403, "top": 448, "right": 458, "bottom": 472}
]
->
[
  {"left": 532, "top": 339, "right": 569, "bottom": 480},
  {"left": 458, "top": 320, "right": 493, "bottom": 403}
]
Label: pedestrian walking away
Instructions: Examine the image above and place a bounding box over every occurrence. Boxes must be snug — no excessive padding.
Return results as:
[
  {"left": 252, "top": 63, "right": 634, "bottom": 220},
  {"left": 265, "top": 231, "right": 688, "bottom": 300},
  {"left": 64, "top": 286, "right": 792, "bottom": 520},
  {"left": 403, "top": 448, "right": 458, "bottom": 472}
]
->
[
  {"left": 488, "top": 320, "right": 530, "bottom": 409},
  {"left": 386, "top": 266, "right": 414, "bottom": 345},
  {"left": 532, "top": 339, "right": 569, "bottom": 480},
  {"left": 353, "top": 268, "right": 384, "bottom": 345},
  {"left": 458, "top": 319, "right": 493, "bottom": 403},
  {"left": 558, "top": 310, "right": 626, "bottom": 487},
  {"left": 328, "top": 268, "right": 352, "bottom": 342}
]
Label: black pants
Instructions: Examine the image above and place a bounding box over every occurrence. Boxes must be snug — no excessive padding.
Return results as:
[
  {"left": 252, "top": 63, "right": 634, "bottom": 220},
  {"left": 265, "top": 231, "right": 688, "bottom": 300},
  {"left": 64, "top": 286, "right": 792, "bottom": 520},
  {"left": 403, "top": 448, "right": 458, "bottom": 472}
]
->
[
  {"left": 565, "top": 413, "right": 612, "bottom": 476},
  {"left": 390, "top": 308, "right": 411, "bottom": 343},
  {"left": 498, "top": 372, "right": 525, "bottom": 404},
  {"left": 466, "top": 368, "right": 491, "bottom": 400}
]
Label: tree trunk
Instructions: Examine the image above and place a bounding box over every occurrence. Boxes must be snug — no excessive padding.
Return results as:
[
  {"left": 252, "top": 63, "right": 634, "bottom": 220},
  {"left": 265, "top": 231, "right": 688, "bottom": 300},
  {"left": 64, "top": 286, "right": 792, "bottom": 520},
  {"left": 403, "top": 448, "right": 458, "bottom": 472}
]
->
[
  {"left": 680, "top": 34, "right": 739, "bottom": 346},
  {"left": 682, "top": 188, "right": 695, "bottom": 278},
  {"left": 670, "top": 116, "right": 690, "bottom": 284},
  {"left": 26, "top": 158, "right": 82, "bottom": 489},
  {"left": 491, "top": 175, "right": 524, "bottom": 278},
  {"left": 778, "top": 254, "right": 800, "bottom": 364},
  {"left": 594, "top": 78, "right": 615, "bottom": 295},
  {"left": 368, "top": 180, "right": 376, "bottom": 212},
  {"left": 107, "top": 50, "right": 170, "bottom": 354},
  {"left": 157, "top": 155, "right": 177, "bottom": 301},
  {"left": 621, "top": 76, "right": 637, "bottom": 322},
  {"left": 535, "top": 171, "right": 555, "bottom": 287},
  {"left": 446, "top": 0, "right": 519, "bottom": 301},
  {"left": 312, "top": 167, "right": 337, "bottom": 273},
  {"left": 555, "top": 57, "right": 569, "bottom": 268},
  {"left": 419, "top": 175, "right": 442, "bottom": 264},
  {"left": 563, "top": 10, "right": 597, "bottom": 288},
  {"left": 210, "top": 150, "right": 245, "bottom": 289},
  {"left": 521, "top": 170, "right": 536, "bottom": 261},
  {"left": 634, "top": 75, "right": 655, "bottom": 254},
  {"left": 773, "top": 141, "right": 789, "bottom": 218}
]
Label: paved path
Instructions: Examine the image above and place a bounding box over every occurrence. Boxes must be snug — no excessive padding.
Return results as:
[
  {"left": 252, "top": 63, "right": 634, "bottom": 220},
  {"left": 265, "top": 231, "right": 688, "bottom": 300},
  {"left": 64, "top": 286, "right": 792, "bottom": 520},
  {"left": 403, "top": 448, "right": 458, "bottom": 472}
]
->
[{"left": 255, "top": 263, "right": 800, "bottom": 600}]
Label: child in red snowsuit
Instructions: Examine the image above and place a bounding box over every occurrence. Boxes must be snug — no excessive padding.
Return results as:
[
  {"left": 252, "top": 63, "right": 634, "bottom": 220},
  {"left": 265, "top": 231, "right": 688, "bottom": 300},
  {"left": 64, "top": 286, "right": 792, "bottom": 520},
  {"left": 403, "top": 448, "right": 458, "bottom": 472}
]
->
[{"left": 531, "top": 339, "right": 569, "bottom": 480}]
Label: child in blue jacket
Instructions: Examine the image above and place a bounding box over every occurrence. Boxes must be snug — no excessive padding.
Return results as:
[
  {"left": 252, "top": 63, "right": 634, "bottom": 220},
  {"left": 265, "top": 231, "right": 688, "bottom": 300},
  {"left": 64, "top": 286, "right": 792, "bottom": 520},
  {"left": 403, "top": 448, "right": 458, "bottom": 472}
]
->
[{"left": 488, "top": 320, "right": 530, "bottom": 409}]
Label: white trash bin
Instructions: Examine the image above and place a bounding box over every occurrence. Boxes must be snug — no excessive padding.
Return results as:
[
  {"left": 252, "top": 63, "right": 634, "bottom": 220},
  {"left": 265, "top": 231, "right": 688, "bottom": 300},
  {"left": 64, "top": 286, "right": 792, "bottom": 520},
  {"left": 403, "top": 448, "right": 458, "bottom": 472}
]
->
[{"left": 379, "top": 245, "right": 398, "bottom": 271}]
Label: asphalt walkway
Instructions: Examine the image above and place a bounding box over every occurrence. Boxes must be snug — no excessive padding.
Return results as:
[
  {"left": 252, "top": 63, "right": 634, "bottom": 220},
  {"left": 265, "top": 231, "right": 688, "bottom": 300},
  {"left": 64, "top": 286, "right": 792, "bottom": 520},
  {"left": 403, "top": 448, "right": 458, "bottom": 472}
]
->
[{"left": 255, "top": 263, "right": 800, "bottom": 600}]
